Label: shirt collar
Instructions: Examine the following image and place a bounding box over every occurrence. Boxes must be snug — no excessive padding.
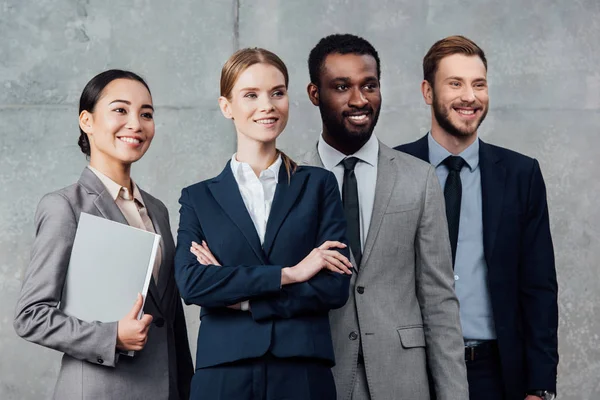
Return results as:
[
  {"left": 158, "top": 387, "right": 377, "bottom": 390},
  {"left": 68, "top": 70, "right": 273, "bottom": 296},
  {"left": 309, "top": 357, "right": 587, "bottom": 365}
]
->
[
  {"left": 230, "top": 153, "right": 282, "bottom": 183},
  {"left": 427, "top": 133, "right": 479, "bottom": 172},
  {"left": 317, "top": 133, "right": 379, "bottom": 170},
  {"left": 87, "top": 165, "right": 145, "bottom": 206}
]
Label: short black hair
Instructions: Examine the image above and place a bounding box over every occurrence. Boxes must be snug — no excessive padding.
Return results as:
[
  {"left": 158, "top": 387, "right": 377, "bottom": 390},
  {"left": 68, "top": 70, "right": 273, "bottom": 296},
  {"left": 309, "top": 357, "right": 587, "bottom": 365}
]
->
[
  {"left": 78, "top": 69, "right": 150, "bottom": 157},
  {"left": 308, "top": 33, "right": 381, "bottom": 86}
]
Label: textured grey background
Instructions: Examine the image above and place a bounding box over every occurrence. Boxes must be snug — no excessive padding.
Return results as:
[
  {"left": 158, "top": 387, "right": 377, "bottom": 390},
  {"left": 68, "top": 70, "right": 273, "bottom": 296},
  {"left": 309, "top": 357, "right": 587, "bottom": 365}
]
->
[{"left": 1, "top": 0, "right": 598, "bottom": 398}]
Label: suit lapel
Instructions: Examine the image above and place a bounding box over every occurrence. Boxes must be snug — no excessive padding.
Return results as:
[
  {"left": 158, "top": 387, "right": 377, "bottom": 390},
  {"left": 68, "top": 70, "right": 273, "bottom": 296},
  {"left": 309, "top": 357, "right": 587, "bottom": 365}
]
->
[
  {"left": 140, "top": 192, "right": 171, "bottom": 302},
  {"left": 360, "top": 144, "right": 397, "bottom": 269},
  {"left": 479, "top": 140, "right": 506, "bottom": 267},
  {"left": 208, "top": 163, "right": 266, "bottom": 263},
  {"left": 263, "top": 166, "right": 309, "bottom": 257},
  {"left": 78, "top": 168, "right": 129, "bottom": 225}
]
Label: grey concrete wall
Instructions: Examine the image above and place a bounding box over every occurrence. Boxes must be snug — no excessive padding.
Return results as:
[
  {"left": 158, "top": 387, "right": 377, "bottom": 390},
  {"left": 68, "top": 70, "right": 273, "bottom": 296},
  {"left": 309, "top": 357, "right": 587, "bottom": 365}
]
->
[{"left": 1, "top": 0, "right": 598, "bottom": 398}]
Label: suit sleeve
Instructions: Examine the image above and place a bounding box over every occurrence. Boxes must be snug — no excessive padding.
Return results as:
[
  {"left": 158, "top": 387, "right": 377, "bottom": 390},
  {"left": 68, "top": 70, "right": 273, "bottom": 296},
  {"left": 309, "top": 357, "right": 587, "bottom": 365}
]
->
[
  {"left": 13, "top": 193, "right": 119, "bottom": 367},
  {"left": 520, "top": 159, "right": 558, "bottom": 392},
  {"left": 174, "top": 187, "right": 283, "bottom": 307},
  {"left": 415, "top": 167, "right": 469, "bottom": 399},
  {"left": 249, "top": 171, "right": 351, "bottom": 321}
]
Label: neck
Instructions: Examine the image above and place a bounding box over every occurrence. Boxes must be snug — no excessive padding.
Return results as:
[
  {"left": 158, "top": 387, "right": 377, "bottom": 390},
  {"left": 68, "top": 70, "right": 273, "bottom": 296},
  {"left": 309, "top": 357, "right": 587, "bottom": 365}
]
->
[
  {"left": 89, "top": 156, "right": 133, "bottom": 192},
  {"left": 322, "top": 128, "right": 370, "bottom": 156},
  {"left": 236, "top": 134, "right": 278, "bottom": 177},
  {"left": 430, "top": 119, "right": 477, "bottom": 155}
]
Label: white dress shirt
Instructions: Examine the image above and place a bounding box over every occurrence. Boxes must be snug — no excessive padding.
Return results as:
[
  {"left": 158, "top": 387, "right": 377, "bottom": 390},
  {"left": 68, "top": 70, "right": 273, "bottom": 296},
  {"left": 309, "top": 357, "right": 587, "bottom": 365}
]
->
[
  {"left": 230, "top": 154, "right": 282, "bottom": 311},
  {"left": 317, "top": 134, "right": 379, "bottom": 250},
  {"left": 230, "top": 153, "right": 282, "bottom": 244}
]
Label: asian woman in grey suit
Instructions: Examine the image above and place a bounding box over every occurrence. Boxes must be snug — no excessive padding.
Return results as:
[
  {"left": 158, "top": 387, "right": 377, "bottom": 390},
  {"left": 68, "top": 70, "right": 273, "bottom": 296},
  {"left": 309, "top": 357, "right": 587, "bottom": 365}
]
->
[{"left": 13, "top": 70, "right": 193, "bottom": 400}]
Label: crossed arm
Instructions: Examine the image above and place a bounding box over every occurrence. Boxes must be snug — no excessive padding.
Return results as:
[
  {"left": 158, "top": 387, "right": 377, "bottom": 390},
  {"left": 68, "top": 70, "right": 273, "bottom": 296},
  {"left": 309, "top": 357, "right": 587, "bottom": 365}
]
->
[{"left": 174, "top": 178, "right": 352, "bottom": 319}]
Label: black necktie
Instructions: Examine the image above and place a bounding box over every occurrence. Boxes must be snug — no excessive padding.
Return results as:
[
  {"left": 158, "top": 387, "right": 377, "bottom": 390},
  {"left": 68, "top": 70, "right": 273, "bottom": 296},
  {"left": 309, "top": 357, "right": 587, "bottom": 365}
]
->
[
  {"left": 443, "top": 155, "right": 466, "bottom": 267},
  {"left": 341, "top": 157, "right": 362, "bottom": 267}
]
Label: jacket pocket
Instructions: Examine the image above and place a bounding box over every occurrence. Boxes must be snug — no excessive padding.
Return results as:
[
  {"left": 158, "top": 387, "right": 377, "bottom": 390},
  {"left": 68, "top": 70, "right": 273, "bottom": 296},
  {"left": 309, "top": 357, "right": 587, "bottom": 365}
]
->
[{"left": 397, "top": 326, "right": 426, "bottom": 348}]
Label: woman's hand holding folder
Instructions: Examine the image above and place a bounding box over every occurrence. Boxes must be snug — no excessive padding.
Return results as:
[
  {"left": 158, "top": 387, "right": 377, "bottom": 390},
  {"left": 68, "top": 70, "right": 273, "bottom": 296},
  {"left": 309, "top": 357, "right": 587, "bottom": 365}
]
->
[{"left": 116, "top": 293, "right": 153, "bottom": 352}]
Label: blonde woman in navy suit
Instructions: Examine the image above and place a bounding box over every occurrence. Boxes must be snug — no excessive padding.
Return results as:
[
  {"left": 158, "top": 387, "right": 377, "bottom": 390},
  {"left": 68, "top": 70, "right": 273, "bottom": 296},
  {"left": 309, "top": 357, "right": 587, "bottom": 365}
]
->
[
  {"left": 175, "top": 48, "right": 353, "bottom": 400},
  {"left": 14, "top": 70, "right": 193, "bottom": 399}
]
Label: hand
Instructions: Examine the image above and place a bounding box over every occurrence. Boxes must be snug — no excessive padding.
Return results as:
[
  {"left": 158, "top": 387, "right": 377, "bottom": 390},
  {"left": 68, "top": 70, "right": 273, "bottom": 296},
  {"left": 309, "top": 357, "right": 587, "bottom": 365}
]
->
[
  {"left": 191, "top": 240, "right": 221, "bottom": 266},
  {"left": 525, "top": 396, "right": 543, "bottom": 400},
  {"left": 282, "top": 241, "right": 352, "bottom": 285},
  {"left": 116, "top": 293, "right": 153, "bottom": 352}
]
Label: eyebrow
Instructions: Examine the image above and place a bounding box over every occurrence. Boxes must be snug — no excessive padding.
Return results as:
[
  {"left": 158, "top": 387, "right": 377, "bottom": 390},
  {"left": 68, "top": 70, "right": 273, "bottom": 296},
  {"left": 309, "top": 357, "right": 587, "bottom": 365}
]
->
[
  {"left": 330, "top": 76, "right": 378, "bottom": 83},
  {"left": 239, "top": 84, "right": 287, "bottom": 92},
  {"left": 109, "top": 99, "right": 154, "bottom": 111},
  {"left": 445, "top": 76, "right": 487, "bottom": 82}
]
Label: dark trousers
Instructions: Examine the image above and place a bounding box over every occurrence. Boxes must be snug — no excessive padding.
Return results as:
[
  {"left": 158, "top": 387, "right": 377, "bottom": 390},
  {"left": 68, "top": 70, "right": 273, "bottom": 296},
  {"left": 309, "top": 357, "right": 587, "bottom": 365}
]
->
[
  {"left": 191, "top": 354, "right": 336, "bottom": 400},
  {"left": 466, "top": 342, "right": 505, "bottom": 400}
]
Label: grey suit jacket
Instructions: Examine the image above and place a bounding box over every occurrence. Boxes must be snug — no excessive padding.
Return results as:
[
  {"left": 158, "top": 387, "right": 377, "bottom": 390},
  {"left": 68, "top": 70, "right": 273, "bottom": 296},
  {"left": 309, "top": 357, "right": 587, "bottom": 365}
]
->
[
  {"left": 14, "top": 167, "right": 193, "bottom": 400},
  {"left": 301, "top": 142, "right": 468, "bottom": 400}
]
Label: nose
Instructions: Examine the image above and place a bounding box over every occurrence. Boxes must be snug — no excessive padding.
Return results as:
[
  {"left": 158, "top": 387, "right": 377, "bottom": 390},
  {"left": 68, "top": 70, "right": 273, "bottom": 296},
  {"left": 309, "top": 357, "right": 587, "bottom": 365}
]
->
[
  {"left": 460, "top": 86, "right": 476, "bottom": 103},
  {"left": 348, "top": 87, "right": 368, "bottom": 108},
  {"left": 126, "top": 114, "right": 142, "bottom": 131},
  {"left": 259, "top": 95, "right": 275, "bottom": 113}
]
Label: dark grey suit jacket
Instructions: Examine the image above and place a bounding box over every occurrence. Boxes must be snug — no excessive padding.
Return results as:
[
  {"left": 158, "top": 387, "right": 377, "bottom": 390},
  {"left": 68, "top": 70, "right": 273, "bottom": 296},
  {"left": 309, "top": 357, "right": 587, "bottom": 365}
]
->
[
  {"left": 302, "top": 142, "right": 468, "bottom": 400},
  {"left": 14, "top": 167, "right": 193, "bottom": 400}
]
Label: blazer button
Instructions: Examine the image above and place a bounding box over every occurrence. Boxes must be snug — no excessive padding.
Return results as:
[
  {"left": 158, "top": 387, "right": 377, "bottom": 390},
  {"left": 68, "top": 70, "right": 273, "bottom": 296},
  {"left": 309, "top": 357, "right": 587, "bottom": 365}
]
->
[
  {"left": 349, "top": 331, "right": 358, "bottom": 340},
  {"left": 97, "top": 358, "right": 104, "bottom": 364},
  {"left": 154, "top": 317, "right": 165, "bottom": 327},
  {"left": 356, "top": 286, "right": 365, "bottom": 294}
]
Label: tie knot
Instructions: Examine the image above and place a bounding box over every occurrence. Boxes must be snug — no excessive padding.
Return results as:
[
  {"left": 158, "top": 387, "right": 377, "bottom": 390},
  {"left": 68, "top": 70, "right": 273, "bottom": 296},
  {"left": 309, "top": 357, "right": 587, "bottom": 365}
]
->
[
  {"left": 341, "top": 157, "right": 360, "bottom": 171},
  {"left": 443, "top": 155, "right": 466, "bottom": 172}
]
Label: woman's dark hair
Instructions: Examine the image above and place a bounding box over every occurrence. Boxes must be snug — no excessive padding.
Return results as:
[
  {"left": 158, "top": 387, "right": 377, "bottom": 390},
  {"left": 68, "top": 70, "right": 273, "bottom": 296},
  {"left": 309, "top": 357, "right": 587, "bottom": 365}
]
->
[{"left": 78, "top": 69, "right": 151, "bottom": 156}]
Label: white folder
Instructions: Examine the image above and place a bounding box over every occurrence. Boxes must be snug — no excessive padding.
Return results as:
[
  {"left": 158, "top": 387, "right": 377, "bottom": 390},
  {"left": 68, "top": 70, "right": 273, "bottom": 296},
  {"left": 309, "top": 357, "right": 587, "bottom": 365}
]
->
[{"left": 60, "top": 212, "right": 160, "bottom": 350}]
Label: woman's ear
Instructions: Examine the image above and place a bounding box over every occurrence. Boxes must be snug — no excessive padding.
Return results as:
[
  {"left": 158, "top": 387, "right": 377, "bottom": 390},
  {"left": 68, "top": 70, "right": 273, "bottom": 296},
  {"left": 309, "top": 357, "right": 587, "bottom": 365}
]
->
[
  {"left": 218, "top": 96, "right": 233, "bottom": 119},
  {"left": 79, "top": 110, "right": 93, "bottom": 135}
]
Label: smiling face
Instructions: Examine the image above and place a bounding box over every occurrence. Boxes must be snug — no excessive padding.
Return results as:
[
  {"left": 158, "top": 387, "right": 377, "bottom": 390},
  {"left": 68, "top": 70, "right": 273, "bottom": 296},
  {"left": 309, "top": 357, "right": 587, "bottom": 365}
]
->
[
  {"left": 424, "top": 53, "right": 488, "bottom": 139},
  {"left": 219, "top": 62, "right": 289, "bottom": 146},
  {"left": 79, "top": 78, "right": 154, "bottom": 166},
  {"left": 308, "top": 53, "right": 381, "bottom": 152}
]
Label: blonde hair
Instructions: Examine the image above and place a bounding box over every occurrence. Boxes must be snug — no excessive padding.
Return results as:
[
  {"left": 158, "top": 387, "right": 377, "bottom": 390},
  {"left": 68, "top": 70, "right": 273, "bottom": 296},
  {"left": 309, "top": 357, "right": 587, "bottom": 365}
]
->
[{"left": 220, "top": 48, "right": 297, "bottom": 181}]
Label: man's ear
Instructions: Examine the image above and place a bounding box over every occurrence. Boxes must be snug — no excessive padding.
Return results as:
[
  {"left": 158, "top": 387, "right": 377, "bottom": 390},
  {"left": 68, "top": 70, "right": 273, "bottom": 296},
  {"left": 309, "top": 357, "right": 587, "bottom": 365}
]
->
[
  {"left": 421, "top": 80, "right": 433, "bottom": 106},
  {"left": 218, "top": 96, "right": 233, "bottom": 119},
  {"left": 79, "top": 110, "right": 93, "bottom": 135},
  {"left": 307, "top": 83, "right": 320, "bottom": 106}
]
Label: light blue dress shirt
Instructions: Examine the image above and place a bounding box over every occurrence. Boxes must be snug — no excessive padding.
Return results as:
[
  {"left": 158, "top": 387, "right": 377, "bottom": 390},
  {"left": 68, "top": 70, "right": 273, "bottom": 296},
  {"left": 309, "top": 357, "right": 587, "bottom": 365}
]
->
[{"left": 428, "top": 133, "right": 496, "bottom": 341}]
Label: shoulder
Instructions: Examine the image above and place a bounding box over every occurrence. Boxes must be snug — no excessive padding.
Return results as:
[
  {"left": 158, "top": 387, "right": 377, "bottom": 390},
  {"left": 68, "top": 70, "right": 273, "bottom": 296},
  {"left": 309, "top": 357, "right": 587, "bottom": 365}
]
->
[
  {"left": 382, "top": 143, "right": 435, "bottom": 177},
  {"left": 139, "top": 188, "right": 169, "bottom": 213},
  {"left": 295, "top": 165, "right": 337, "bottom": 187},
  {"left": 482, "top": 141, "right": 539, "bottom": 173},
  {"left": 34, "top": 184, "right": 85, "bottom": 229}
]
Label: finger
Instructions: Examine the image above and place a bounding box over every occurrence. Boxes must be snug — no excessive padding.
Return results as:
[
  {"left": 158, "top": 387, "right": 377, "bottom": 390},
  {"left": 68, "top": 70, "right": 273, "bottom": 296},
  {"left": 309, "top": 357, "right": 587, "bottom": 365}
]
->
[
  {"left": 318, "top": 241, "right": 347, "bottom": 250},
  {"left": 139, "top": 313, "right": 153, "bottom": 327},
  {"left": 323, "top": 250, "right": 353, "bottom": 268},
  {"left": 191, "top": 241, "right": 203, "bottom": 250},
  {"left": 127, "top": 293, "right": 144, "bottom": 319},
  {"left": 324, "top": 255, "right": 352, "bottom": 274},
  {"left": 196, "top": 245, "right": 217, "bottom": 264},
  {"left": 201, "top": 241, "right": 219, "bottom": 264},
  {"left": 324, "top": 259, "right": 346, "bottom": 274}
]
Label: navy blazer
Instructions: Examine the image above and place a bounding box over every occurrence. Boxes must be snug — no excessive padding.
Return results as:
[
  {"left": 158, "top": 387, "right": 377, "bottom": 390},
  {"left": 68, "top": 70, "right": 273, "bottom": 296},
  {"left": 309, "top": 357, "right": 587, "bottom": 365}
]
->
[
  {"left": 395, "top": 136, "right": 558, "bottom": 398},
  {"left": 175, "top": 162, "right": 351, "bottom": 369}
]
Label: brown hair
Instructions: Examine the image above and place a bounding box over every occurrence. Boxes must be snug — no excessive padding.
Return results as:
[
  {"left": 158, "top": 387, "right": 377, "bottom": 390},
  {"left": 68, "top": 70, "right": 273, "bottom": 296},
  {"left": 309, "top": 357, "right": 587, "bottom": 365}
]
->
[
  {"left": 423, "top": 35, "right": 487, "bottom": 85},
  {"left": 220, "top": 48, "right": 297, "bottom": 181}
]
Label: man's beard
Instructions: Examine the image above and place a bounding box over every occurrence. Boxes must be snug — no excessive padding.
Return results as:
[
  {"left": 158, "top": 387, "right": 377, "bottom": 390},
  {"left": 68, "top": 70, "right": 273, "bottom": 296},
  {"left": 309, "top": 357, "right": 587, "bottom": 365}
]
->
[
  {"left": 432, "top": 92, "right": 487, "bottom": 139},
  {"left": 318, "top": 101, "right": 381, "bottom": 149}
]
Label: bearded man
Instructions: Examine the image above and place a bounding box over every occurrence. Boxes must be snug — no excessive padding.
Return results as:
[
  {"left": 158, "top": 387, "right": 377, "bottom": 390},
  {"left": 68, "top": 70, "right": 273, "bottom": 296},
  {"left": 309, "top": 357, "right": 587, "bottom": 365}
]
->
[{"left": 396, "top": 35, "right": 558, "bottom": 400}]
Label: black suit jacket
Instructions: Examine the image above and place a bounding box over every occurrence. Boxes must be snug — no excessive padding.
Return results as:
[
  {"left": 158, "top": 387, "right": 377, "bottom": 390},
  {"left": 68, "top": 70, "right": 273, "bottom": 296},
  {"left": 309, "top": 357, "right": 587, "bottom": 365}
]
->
[
  {"left": 395, "top": 136, "right": 558, "bottom": 398},
  {"left": 175, "top": 163, "right": 351, "bottom": 374}
]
